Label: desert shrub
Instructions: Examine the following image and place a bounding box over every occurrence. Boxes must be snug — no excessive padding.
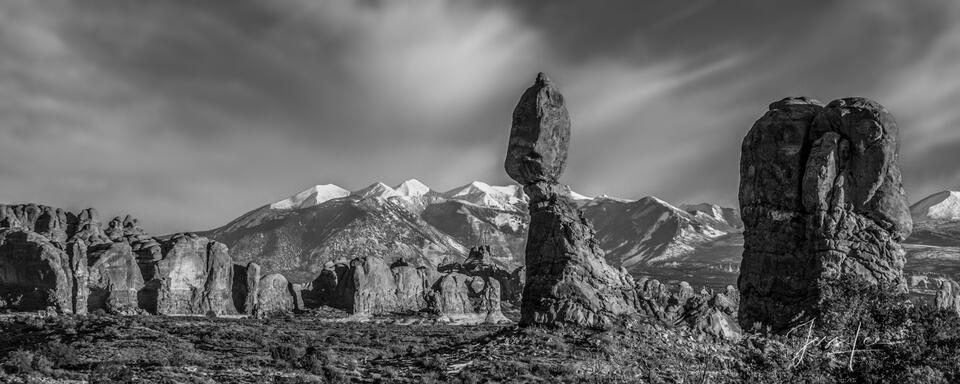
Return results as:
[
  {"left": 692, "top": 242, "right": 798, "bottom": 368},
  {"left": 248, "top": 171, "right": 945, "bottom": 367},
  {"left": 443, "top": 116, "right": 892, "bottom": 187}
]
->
[
  {"left": 270, "top": 344, "right": 305, "bottom": 367},
  {"left": 38, "top": 340, "right": 80, "bottom": 368},
  {"left": 4, "top": 350, "right": 36, "bottom": 374},
  {"left": 89, "top": 363, "right": 135, "bottom": 384},
  {"left": 733, "top": 275, "right": 960, "bottom": 383}
]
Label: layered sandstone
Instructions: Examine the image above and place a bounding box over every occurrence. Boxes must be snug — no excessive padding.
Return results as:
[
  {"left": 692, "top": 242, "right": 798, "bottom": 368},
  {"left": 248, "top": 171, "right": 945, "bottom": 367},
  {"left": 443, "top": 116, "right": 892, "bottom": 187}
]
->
[{"left": 738, "top": 97, "right": 912, "bottom": 331}]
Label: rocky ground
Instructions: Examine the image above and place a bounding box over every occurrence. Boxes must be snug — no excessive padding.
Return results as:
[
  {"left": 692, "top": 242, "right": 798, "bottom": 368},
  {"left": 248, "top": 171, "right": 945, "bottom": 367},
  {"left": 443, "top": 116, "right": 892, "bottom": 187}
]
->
[
  {"left": 0, "top": 309, "right": 750, "bottom": 384},
  {"left": 4, "top": 296, "right": 958, "bottom": 384}
]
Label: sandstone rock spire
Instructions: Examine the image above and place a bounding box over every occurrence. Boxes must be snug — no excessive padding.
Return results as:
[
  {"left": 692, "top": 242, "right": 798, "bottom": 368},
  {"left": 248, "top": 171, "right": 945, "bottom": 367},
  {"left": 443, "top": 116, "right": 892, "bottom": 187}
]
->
[
  {"left": 506, "top": 72, "right": 639, "bottom": 327},
  {"left": 738, "top": 96, "right": 912, "bottom": 331}
]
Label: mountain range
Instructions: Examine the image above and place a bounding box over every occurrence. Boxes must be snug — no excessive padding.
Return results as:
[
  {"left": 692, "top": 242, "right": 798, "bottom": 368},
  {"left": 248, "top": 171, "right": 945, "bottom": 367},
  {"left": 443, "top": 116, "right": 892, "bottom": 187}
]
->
[
  {"left": 205, "top": 180, "right": 960, "bottom": 291},
  {"left": 203, "top": 180, "right": 744, "bottom": 284}
]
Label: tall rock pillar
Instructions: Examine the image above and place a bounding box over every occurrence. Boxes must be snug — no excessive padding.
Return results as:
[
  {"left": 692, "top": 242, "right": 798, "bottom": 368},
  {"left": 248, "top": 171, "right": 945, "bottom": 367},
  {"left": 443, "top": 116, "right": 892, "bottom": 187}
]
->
[
  {"left": 506, "top": 73, "right": 639, "bottom": 327},
  {"left": 738, "top": 97, "right": 912, "bottom": 331}
]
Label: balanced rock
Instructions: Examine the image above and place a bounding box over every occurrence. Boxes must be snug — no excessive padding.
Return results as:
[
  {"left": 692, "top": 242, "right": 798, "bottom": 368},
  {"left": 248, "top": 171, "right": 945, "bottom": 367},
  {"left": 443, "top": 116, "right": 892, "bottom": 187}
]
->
[
  {"left": 0, "top": 229, "right": 86, "bottom": 313},
  {"left": 506, "top": 73, "right": 640, "bottom": 327},
  {"left": 505, "top": 73, "right": 570, "bottom": 184},
  {"left": 145, "top": 233, "right": 238, "bottom": 315},
  {"left": 87, "top": 242, "right": 145, "bottom": 313},
  {"left": 738, "top": 97, "right": 912, "bottom": 331}
]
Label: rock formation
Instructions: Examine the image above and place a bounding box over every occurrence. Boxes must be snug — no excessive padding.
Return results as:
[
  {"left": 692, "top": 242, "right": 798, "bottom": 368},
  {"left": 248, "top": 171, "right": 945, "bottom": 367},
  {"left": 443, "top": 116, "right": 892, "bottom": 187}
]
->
[
  {"left": 0, "top": 229, "right": 87, "bottom": 313},
  {"left": 636, "top": 278, "right": 741, "bottom": 341},
  {"left": 505, "top": 73, "right": 640, "bottom": 327},
  {"left": 253, "top": 273, "right": 295, "bottom": 316},
  {"left": 738, "top": 97, "right": 912, "bottom": 331},
  {"left": 87, "top": 242, "right": 145, "bottom": 313},
  {"left": 143, "top": 233, "right": 239, "bottom": 315},
  {"left": 936, "top": 279, "right": 960, "bottom": 315}
]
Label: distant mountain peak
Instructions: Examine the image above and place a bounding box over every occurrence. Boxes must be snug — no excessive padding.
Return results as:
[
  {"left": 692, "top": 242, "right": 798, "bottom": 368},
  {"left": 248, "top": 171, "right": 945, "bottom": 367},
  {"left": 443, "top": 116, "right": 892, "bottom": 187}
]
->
[
  {"left": 270, "top": 184, "right": 350, "bottom": 210},
  {"left": 353, "top": 182, "right": 401, "bottom": 200},
  {"left": 394, "top": 179, "right": 431, "bottom": 197},
  {"left": 912, "top": 191, "right": 960, "bottom": 223}
]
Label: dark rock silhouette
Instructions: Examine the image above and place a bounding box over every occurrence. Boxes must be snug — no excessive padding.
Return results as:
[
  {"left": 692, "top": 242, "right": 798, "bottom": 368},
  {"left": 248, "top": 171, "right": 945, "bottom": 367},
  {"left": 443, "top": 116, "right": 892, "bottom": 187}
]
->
[
  {"left": 506, "top": 73, "right": 640, "bottom": 327},
  {"left": 0, "top": 229, "right": 87, "bottom": 313},
  {"left": 738, "top": 97, "right": 912, "bottom": 331}
]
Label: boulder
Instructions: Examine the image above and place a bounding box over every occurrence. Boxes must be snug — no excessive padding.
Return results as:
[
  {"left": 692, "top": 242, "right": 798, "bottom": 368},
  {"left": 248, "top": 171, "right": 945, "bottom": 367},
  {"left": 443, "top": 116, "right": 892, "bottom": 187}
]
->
[
  {"left": 505, "top": 72, "right": 570, "bottom": 184},
  {"left": 87, "top": 242, "right": 144, "bottom": 313},
  {"left": 146, "top": 233, "right": 238, "bottom": 315},
  {"left": 343, "top": 256, "right": 400, "bottom": 314},
  {"left": 253, "top": 273, "right": 295, "bottom": 315},
  {"left": 0, "top": 229, "right": 85, "bottom": 313},
  {"left": 936, "top": 279, "right": 960, "bottom": 315},
  {"left": 506, "top": 73, "right": 640, "bottom": 327},
  {"left": 636, "top": 278, "right": 741, "bottom": 341},
  {"left": 738, "top": 97, "right": 912, "bottom": 331}
]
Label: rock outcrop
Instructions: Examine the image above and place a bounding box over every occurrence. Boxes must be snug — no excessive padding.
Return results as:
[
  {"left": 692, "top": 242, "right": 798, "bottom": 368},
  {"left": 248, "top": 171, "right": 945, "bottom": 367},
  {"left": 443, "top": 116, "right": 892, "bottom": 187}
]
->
[
  {"left": 505, "top": 73, "right": 640, "bottom": 327},
  {"left": 936, "top": 279, "right": 960, "bottom": 315},
  {"left": 87, "top": 242, "right": 144, "bottom": 313},
  {"left": 143, "top": 233, "right": 238, "bottom": 315},
  {"left": 636, "top": 278, "right": 741, "bottom": 340},
  {"left": 253, "top": 273, "right": 295, "bottom": 316},
  {"left": 738, "top": 97, "right": 912, "bottom": 331},
  {"left": 0, "top": 229, "right": 87, "bottom": 313}
]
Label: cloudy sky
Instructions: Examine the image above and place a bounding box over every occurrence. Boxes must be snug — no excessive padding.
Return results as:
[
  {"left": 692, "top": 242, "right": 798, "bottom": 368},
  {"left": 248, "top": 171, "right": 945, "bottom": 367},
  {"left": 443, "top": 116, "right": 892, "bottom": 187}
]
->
[{"left": 1, "top": 0, "right": 959, "bottom": 233}]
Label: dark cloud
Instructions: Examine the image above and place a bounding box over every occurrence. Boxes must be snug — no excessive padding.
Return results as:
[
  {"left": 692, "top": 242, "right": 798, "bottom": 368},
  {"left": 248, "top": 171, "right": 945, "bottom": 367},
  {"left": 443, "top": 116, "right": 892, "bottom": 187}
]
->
[{"left": 0, "top": 0, "right": 959, "bottom": 233}]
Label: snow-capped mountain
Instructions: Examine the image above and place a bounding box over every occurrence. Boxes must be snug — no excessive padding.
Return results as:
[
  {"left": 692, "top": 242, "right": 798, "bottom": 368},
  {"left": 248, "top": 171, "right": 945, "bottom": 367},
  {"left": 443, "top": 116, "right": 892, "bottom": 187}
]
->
[
  {"left": 270, "top": 184, "right": 350, "bottom": 210},
  {"left": 442, "top": 181, "right": 527, "bottom": 211},
  {"left": 207, "top": 180, "right": 743, "bottom": 284},
  {"left": 582, "top": 196, "right": 738, "bottom": 269},
  {"left": 911, "top": 191, "right": 960, "bottom": 223}
]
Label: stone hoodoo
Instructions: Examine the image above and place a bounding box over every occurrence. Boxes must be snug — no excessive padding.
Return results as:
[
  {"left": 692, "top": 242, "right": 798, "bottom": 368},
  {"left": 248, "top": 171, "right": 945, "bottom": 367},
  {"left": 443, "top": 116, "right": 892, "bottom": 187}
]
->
[
  {"left": 505, "top": 73, "right": 640, "bottom": 327},
  {"left": 87, "top": 242, "right": 145, "bottom": 313},
  {"left": 143, "top": 233, "right": 239, "bottom": 315},
  {"left": 738, "top": 97, "right": 912, "bottom": 331},
  {"left": 252, "top": 273, "right": 296, "bottom": 316}
]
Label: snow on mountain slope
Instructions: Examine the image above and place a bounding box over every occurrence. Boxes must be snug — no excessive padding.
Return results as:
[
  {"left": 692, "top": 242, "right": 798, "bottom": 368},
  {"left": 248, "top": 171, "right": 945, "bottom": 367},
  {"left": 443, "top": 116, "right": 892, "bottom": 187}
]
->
[
  {"left": 911, "top": 191, "right": 960, "bottom": 223},
  {"left": 270, "top": 184, "right": 350, "bottom": 210},
  {"left": 443, "top": 181, "right": 527, "bottom": 211},
  {"left": 583, "top": 196, "right": 735, "bottom": 269},
  {"left": 215, "top": 179, "right": 745, "bottom": 283},
  {"left": 352, "top": 182, "right": 402, "bottom": 200},
  {"left": 395, "top": 179, "right": 432, "bottom": 197}
]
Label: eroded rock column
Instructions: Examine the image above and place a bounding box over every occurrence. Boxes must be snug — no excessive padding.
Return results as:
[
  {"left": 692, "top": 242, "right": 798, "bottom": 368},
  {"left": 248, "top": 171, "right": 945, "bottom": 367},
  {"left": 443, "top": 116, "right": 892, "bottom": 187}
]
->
[
  {"left": 506, "top": 73, "right": 639, "bottom": 327},
  {"left": 738, "top": 97, "right": 912, "bottom": 331}
]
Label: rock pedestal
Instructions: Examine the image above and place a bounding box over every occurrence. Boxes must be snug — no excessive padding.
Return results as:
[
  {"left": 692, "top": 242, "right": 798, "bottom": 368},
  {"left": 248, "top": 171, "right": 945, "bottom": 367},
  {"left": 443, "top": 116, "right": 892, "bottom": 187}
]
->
[
  {"left": 506, "top": 73, "right": 640, "bottom": 327},
  {"left": 738, "top": 97, "right": 912, "bottom": 331}
]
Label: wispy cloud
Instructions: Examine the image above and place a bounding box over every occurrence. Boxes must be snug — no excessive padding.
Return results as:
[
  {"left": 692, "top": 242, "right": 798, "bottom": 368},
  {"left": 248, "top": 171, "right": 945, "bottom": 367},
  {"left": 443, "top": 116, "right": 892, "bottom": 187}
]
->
[{"left": 1, "top": 0, "right": 959, "bottom": 232}]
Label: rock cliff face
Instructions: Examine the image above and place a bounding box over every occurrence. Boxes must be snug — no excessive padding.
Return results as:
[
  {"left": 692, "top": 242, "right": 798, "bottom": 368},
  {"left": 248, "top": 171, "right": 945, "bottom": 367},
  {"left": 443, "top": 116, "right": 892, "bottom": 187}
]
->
[
  {"left": 0, "top": 229, "right": 86, "bottom": 313},
  {"left": 738, "top": 97, "right": 912, "bottom": 331},
  {"left": 506, "top": 73, "right": 640, "bottom": 327},
  {"left": 87, "top": 242, "right": 144, "bottom": 313},
  {"left": 143, "top": 233, "right": 238, "bottom": 315}
]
